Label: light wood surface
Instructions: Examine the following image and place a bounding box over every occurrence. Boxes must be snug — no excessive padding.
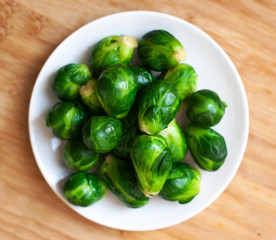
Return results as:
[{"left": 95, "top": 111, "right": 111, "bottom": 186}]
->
[{"left": 0, "top": 0, "right": 275, "bottom": 239}]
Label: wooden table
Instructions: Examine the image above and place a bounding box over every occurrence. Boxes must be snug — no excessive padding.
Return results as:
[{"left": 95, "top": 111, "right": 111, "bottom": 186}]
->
[{"left": 0, "top": 0, "right": 275, "bottom": 239}]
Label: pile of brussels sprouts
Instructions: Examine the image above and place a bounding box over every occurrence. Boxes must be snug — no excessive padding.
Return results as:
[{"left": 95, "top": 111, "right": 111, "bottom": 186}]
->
[{"left": 46, "top": 30, "right": 227, "bottom": 208}]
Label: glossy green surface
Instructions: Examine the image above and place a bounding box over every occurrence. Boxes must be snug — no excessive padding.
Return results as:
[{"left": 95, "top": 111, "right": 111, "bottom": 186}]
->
[
  {"left": 130, "top": 135, "right": 172, "bottom": 196},
  {"left": 185, "top": 124, "right": 227, "bottom": 171},
  {"left": 186, "top": 89, "right": 227, "bottom": 128},
  {"left": 82, "top": 116, "right": 122, "bottom": 153},
  {"left": 100, "top": 155, "right": 150, "bottom": 208},
  {"left": 138, "top": 30, "right": 185, "bottom": 71},
  {"left": 158, "top": 119, "right": 188, "bottom": 163},
  {"left": 46, "top": 101, "right": 88, "bottom": 140},
  {"left": 163, "top": 63, "right": 198, "bottom": 101},
  {"left": 52, "top": 64, "right": 91, "bottom": 100},
  {"left": 64, "top": 138, "right": 102, "bottom": 171},
  {"left": 113, "top": 106, "right": 138, "bottom": 159},
  {"left": 137, "top": 80, "right": 181, "bottom": 134},
  {"left": 89, "top": 35, "right": 137, "bottom": 76},
  {"left": 97, "top": 65, "right": 138, "bottom": 119},
  {"left": 159, "top": 163, "right": 201, "bottom": 204},
  {"left": 130, "top": 66, "right": 156, "bottom": 90},
  {"left": 63, "top": 172, "right": 107, "bottom": 207},
  {"left": 80, "top": 79, "right": 105, "bottom": 116}
]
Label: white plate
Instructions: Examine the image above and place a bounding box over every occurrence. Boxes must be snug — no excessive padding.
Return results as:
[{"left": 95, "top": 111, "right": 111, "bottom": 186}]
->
[{"left": 28, "top": 11, "right": 249, "bottom": 231}]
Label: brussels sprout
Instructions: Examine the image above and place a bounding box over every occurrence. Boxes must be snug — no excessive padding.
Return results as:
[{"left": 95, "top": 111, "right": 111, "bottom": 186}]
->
[
  {"left": 130, "top": 135, "right": 172, "bottom": 196},
  {"left": 186, "top": 89, "right": 227, "bottom": 128},
  {"left": 113, "top": 107, "right": 138, "bottom": 159},
  {"left": 97, "top": 65, "right": 137, "bottom": 119},
  {"left": 158, "top": 119, "right": 188, "bottom": 163},
  {"left": 184, "top": 124, "right": 227, "bottom": 171},
  {"left": 138, "top": 30, "right": 186, "bottom": 72},
  {"left": 80, "top": 79, "right": 105, "bottom": 116},
  {"left": 63, "top": 172, "right": 107, "bottom": 207},
  {"left": 82, "top": 116, "right": 122, "bottom": 153},
  {"left": 100, "top": 154, "right": 150, "bottom": 208},
  {"left": 159, "top": 163, "right": 201, "bottom": 204},
  {"left": 163, "top": 63, "right": 198, "bottom": 101},
  {"left": 46, "top": 101, "right": 88, "bottom": 140},
  {"left": 64, "top": 138, "right": 102, "bottom": 171},
  {"left": 130, "top": 66, "right": 156, "bottom": 90},
  {"left": 89, "top": 35, "right": 138, "bottom": 76},
  {"left": 52, "top": 64, "right": 91, "bottom": 100},
  {"left": 137, "top": 80, "right": 181, "bottom": 135}
]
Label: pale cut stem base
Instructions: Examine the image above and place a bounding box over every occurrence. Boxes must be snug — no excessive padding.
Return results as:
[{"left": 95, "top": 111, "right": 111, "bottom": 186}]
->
[
  {"left": 80, "top": 81, "right": 93, "bottom": 96},
  {"left": 120, "top": 35, "right": 138, "bottom": 48},
  {"left": 143, "top": 191, "right": 159, "bottom": 198},
  {"left": 174, "top": 48, "right": 186, "bottom": 62}
]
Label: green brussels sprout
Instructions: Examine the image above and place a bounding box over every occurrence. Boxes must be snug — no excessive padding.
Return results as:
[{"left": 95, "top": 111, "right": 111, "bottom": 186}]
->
[
  {"left": 186, "top": 89, "right": 227, "bottom": 128},
  {"left": 113, "top": 107, "right": 138, "bottom": 159},
  {"left": 80, "top": 79, "right": 105, "bottom": 116},
  {"left": 184, "top": 124, "right": 227, "bottom": 171},
  {"left": 97, "top": 65, "right": 138, "bottom": 119},
  {"left": 100, "top": 154, "right": 150, "bottom": 208},
  {"left": 130, "top": 66, "right": 156, "bottom": 90},
  {"left": 130, "top": 135, "right": 172, "bottom": 196},
  {"left": 82, "top": 116, "right": 122, "bottom": 153},
  {"left": 163, "top": 63, "right": 198, "bottom": 101},
  {"left": 137, "top": 80, "right": 181, "bottom": 135},
  {"left": 46, "top": 101, "right": 88, "bottom": 140},
  {"left": 63, "top": 172, "right": 107, "bottom": 207},
  {"left": 89, "top": 35, "right": 138, "bottom": 76},
  {"left": 52, "top": 64, "right": 91, "bottom": 100},
  {"left": 158, "top": 119, "right": 188, "bottom": 163},
  {"left": 64, "top": 138, "right": 102, "bottom": 171},
  {"left": 159, "top": 163, "right": 201, "bottom": 204},
  {"left": 138, "top": 30, "right": 186, "bottom": 72}
]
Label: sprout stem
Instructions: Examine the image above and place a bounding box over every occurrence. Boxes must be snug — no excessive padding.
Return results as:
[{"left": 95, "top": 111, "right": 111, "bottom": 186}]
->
[
  {"left": 174, "top": 48, "right": 186, "bottom": 62},
  {"left": 120, "top": 35, "right": 138, "bottom": 48},
  {"left": 143, "top": 191, "right": 160, "bottom": 198},
  {"left": 80, "top": 81, "right": 92, "bottom": 96},
  {"left": 144, "top": 192, "right": 152, "bottom": 198}
]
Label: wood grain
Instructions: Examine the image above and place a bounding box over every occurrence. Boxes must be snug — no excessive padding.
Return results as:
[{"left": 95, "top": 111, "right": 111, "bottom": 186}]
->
[{"left": 0, "top": 0, "right": 275, "bottom": 239}]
